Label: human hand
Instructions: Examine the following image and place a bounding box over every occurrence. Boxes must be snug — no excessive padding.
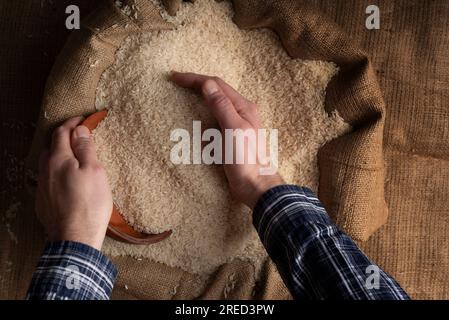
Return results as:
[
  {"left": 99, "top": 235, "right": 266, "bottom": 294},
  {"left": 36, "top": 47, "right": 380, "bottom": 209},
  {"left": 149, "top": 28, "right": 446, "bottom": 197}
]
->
[
  {"left": 170, "top": 72, "right": 284, "bottom": 208},
  {"left": 35, "top": 117, "right": 113, "bottom": 250}
]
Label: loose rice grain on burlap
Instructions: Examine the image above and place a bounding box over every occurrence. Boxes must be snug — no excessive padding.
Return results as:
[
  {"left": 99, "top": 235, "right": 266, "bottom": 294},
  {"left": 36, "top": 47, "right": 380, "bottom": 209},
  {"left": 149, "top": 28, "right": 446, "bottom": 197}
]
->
[{"left": 27, "top": 0, "right": 389, "bottom": 299}]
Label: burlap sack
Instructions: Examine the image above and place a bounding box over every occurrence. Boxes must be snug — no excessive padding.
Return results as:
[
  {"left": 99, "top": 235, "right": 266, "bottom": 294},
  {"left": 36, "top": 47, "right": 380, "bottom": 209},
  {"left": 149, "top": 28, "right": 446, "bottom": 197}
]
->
[{"left": 26, "top": 0, "right": 388, "bottom": 299}]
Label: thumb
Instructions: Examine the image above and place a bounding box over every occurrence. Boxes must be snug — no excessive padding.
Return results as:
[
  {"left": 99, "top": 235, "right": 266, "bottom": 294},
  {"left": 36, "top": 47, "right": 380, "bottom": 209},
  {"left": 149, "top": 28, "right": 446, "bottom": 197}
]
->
[
  {"left": 71, "top": 125, "right": 98, "bottom": 167},
  {"left": 202, "top": 79, "right": 242, "bottom": 129}
]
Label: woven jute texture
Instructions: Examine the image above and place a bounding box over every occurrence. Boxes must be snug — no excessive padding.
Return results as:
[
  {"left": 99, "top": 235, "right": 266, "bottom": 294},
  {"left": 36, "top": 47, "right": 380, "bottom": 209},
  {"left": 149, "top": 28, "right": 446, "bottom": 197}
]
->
[
  {"left": 25, "top": 0, "right": 387, "bottom": 299},
  {"left": 28, "top": 0, "right": 388, "bottom": 241},
  {"left": 1, "top": 0, "right": 448, "bottom": 299}
]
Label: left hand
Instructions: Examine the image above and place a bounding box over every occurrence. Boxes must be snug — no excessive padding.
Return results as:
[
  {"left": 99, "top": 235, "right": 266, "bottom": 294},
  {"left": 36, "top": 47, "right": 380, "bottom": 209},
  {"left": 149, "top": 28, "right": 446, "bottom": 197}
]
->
[{"left": 35, "top": 117, "right": 113, "bottom": 250}]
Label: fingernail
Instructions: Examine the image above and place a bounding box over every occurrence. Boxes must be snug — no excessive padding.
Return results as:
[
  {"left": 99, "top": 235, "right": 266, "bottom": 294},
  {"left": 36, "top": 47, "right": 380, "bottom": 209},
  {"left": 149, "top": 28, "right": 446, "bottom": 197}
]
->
[
  {"left": 204, "top": 80, "right": 219, "bottom": 96},
  {"left": 74, "top": 125, "right": 90, "bottom": 139}
]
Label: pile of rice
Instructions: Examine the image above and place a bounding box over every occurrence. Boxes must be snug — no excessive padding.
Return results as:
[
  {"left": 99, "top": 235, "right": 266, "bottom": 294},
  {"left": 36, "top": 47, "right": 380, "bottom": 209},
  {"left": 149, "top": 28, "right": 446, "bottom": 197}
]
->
[{"left": 94, "top": 0, "right": 350, "bottom": 276}]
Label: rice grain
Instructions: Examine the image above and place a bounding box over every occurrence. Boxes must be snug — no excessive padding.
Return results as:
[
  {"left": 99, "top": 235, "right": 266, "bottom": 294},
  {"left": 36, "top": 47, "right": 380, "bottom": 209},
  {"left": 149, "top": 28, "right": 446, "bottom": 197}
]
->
[{"left": 94, "top": 0, "right": 351, "bottom": 277}]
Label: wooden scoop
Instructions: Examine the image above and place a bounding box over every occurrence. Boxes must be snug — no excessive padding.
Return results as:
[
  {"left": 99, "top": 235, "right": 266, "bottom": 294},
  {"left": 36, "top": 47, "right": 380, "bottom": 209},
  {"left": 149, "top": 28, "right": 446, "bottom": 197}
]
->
[{"left": 82, "top": 110, "right": 172, "bottom": 245}]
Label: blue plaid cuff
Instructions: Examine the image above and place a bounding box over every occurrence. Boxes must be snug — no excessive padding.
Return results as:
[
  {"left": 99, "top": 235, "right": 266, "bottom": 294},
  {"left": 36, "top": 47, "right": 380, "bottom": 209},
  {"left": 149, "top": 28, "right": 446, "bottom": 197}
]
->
[
  {"left": 253, "top": 184, "right": 331, "bottom": 247},
  {"left": 27, "top": 241, "right": 117, "bottom": 300}
]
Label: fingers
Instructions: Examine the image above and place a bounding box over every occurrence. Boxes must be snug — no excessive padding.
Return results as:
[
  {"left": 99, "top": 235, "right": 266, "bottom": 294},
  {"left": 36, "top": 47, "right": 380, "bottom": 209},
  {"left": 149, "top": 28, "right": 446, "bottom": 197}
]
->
[
  {"left": 170, "top": 71, "right": 249, "bottom": 128},
  {"left": 170, "top": 72, "right": 249, "bottom": 113},
  {"left": 51, "top": 116, "right": 84, "bottom": 158},
  {"left": 51, "top": 117, "right": 99, "bottom": 168},
  {"left": 71, "top": 125, "right": 99, "bottom": 168},
  {"left": 201, "top": 79, "right": 243, "bottom": 129}
]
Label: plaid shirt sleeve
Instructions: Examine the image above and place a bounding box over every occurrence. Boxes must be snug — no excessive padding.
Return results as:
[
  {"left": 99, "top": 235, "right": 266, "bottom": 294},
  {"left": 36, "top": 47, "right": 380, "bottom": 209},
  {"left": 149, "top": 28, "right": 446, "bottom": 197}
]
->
[
  {"left": 253, "top": 185, "right": 410, "bottom": 300},
  {"left": 26, "top": 241, "right": 117, "bottom": 300}
]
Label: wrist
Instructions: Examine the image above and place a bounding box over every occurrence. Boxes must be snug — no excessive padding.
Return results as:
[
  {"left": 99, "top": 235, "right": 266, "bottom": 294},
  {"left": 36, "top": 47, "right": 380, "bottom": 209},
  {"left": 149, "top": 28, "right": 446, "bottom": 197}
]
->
[
  {"left": 246, "top": 174, "right": 285, "bottom": 209},
  {"left": 48, "top": 229, "right": 105, "bottom": 251}
]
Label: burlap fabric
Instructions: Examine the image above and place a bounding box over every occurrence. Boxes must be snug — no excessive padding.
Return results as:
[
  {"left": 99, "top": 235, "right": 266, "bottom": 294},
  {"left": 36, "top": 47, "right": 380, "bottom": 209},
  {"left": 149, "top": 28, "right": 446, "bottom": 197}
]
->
[
  {"left": 24, "top": 0, "right": 387, "bottom": 299},
  {"left": 28, "top": 0, "right": 388, "bottom": 240},
  {"left": 2, "top": 0, "right": 448, "bottom": 299}
]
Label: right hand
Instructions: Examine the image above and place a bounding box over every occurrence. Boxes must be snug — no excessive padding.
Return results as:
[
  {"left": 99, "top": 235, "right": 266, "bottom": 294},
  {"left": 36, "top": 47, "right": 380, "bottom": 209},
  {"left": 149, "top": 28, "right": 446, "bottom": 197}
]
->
[{"left": 170, "top": 72, "right": 284, "bottom": 209}]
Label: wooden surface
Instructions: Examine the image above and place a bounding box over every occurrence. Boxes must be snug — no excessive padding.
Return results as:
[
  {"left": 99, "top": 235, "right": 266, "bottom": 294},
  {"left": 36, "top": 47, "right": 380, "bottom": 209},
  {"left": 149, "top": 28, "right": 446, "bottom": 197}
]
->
[{"left": 0, "top": 0, "right": 102, "bottom": 299}]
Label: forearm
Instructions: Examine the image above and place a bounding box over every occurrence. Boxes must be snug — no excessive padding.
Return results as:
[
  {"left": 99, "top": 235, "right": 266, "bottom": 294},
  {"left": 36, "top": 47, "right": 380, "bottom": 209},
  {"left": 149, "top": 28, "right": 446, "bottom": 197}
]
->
[
  {"left": 27, "top": 241, "right": 117, "bottom": 300},
  {"left": 253, "top": 185, "right": 409, "bottom": 300}
]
